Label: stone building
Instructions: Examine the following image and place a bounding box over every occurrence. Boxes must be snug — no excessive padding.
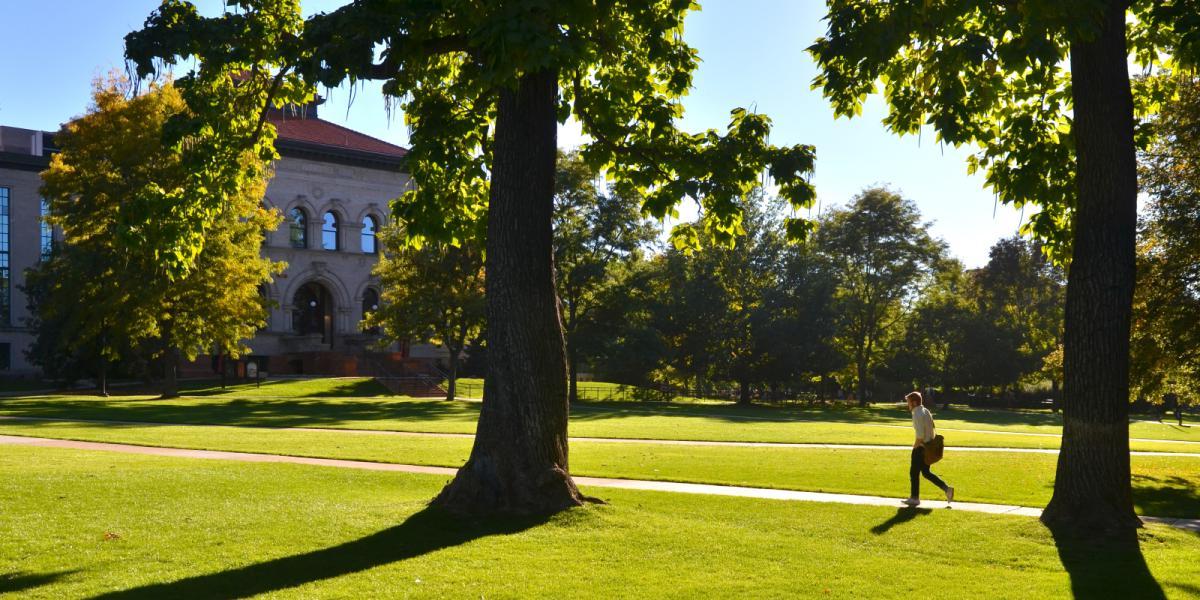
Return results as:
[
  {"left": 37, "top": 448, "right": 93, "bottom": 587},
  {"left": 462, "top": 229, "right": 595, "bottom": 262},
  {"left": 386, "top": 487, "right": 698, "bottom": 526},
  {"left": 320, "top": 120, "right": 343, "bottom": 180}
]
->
[{"left": 0, "top": 101, "right": 441, "bottom": 380}]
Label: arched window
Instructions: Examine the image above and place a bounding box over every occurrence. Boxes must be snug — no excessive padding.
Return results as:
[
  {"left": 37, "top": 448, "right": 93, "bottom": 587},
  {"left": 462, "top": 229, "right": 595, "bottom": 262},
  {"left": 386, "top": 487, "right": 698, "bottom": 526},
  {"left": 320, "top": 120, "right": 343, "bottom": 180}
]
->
[
  {"left": 361, "top": 215, "right": 378, "bottom": 254},
  {"left": 322, "top": 211, "right": 339, "bottom": 251},
  {"left": 362, "top": 288, "right": 380, "bottom": 334},
  {"left": 289, "top": 208, "right": 307, "bottom": 249}
]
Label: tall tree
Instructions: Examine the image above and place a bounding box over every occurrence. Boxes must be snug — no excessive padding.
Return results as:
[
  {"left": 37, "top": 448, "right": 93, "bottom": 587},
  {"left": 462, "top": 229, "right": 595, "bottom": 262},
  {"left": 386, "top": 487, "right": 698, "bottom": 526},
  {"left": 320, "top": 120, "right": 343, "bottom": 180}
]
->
[
  {"left": 127, "top": 0, "right": 817, "bottom": 514},
  {"left": 39, "top": 77, "right": 279, "bottom": 398},
  {"left": 1132, "top": 76, "right": 1200, "bottom": 404},
  {"left": 808, "top": 0, "right": 1199, "bottom": 537},
  {"left": 368, "top": 228, "right": 486, "bottom": 402},
  {"left": 816, "top": 188, "right": 942, "bottom": 405},
  {"left": 554, "top": 152, "right": 658, "bottom": 404}
]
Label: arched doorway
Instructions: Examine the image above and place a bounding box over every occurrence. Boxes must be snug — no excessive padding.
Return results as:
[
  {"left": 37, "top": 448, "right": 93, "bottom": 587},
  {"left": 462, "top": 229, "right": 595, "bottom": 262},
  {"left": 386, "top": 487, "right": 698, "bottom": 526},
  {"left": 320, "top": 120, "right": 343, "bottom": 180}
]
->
[{"left": 293, "top": 281, "right": 334, "bottom": 345}]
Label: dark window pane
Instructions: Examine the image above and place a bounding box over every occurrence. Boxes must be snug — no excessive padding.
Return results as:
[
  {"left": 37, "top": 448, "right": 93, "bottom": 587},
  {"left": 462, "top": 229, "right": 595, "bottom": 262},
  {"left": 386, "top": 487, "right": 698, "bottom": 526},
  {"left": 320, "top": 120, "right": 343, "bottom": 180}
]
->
[{"left": 289, "top": 208, "right": 307, "bottom": 249}]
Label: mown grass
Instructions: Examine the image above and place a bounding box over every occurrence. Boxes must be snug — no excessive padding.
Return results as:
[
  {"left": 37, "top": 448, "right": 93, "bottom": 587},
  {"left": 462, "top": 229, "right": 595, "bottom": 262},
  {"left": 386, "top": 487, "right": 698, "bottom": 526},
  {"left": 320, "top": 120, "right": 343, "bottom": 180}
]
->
[
  {"left": 2, "top": 445, "right": 1198, "bottom": 599},
  {"left": 2, "top": 385, "right": 1197, "bottom": 451},
  {"left": 2, "top": 419, "right": 1198, "bottom": 518}
]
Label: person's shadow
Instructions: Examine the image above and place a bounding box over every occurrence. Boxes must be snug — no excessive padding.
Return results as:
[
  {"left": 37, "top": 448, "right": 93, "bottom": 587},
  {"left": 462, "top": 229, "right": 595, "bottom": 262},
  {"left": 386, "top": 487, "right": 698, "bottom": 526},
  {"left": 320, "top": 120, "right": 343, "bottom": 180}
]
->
[
  {"left": 870, "top": 507, "right": 932, "bottom": 535},
  {"left": 90, "top": 506, "right": 551, "bottom": 599}
]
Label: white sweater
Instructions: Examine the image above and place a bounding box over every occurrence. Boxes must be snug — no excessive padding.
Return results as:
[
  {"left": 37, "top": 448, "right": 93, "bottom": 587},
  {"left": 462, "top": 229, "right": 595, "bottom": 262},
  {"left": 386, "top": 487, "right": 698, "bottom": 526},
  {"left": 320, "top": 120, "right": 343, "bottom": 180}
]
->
[{"left": 912, "top": 406, "right": 935, "bottom": 444}]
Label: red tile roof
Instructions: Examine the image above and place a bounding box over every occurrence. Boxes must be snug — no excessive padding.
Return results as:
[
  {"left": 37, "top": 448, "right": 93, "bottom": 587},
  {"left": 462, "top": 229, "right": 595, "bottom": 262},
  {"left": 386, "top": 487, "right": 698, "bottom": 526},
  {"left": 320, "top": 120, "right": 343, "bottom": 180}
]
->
[{"left": 270, "top": 117, "right": 408, "bottom": 158}]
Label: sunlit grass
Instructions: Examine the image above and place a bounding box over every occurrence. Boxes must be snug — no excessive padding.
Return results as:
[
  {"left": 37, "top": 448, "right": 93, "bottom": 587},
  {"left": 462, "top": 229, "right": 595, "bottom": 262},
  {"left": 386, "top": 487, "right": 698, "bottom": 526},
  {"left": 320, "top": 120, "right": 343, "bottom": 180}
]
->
[{"left": 3, "top": 445, "right": 1198, "bottom": 599}]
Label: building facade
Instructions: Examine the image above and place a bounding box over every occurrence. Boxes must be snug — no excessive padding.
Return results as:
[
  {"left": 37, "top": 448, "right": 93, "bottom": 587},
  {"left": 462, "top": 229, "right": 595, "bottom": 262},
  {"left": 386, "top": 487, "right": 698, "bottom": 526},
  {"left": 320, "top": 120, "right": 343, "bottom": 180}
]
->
[{"left": 0, "top": 102, "right": 437, "bottom": 379}]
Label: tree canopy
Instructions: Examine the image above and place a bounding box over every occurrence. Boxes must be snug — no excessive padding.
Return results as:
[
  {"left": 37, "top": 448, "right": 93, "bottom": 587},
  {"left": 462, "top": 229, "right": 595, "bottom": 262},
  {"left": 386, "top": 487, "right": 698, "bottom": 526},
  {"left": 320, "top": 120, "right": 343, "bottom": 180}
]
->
[{"left": 38, "top": 76, "right": 281, "bottom": 396}]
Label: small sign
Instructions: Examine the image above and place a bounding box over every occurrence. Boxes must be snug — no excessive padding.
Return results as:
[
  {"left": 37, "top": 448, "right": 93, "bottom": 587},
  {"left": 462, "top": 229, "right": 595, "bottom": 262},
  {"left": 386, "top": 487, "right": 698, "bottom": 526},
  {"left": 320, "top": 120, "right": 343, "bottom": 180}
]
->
[{"left": 246, "top": 362, "right": 259, "bottom": 378}]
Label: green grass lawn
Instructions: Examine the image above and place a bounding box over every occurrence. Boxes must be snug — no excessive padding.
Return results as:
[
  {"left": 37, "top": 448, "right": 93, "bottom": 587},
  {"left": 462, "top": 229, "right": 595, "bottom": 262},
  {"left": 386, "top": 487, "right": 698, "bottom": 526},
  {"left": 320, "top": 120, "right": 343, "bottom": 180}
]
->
[
  {"left": 3, "top": 383, "right": 1198, "bottom": 452},
  {"left": 3, "top": 445, "right": 1198, "bottom": 599},
  {"left": 2, "top": 419, "right": 1198, "bottom": 517}
]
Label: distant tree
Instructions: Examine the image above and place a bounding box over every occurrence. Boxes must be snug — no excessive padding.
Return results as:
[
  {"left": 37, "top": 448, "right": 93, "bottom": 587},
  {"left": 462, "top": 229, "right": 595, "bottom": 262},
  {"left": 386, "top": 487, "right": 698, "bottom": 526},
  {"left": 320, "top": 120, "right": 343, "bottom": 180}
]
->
[
  {"left": 880, "top": 259, "right": 977, "bottom": 393},
  {"left": 1132, "top": 76, "right": 1200, "bottom": 406},
  {"left": 752, "top": 238, "right": 841, "bottom": 393},
  {"left": 368, "top": 229, "right": 485, "bottom": 402},
  {"left": 585, "top": 257, "right": 671, "bottom": 387},
  {"left": 816, "top": 188, "right": 942, "bottom": 405},
  {"left": 808, "top": 0, "right": 1200, "bottom": 536},
  {"left": 554, "top": 152, "right": 658, "bottom": 403},
  {"left": 128, "top": 0, "right": 817, "bottom": 514},
  {"left": 39, "top": 77, "right": 279, "bottom": 397},
  {"left": 974, "top": 237, "right": 1065, "bottom": 390}
]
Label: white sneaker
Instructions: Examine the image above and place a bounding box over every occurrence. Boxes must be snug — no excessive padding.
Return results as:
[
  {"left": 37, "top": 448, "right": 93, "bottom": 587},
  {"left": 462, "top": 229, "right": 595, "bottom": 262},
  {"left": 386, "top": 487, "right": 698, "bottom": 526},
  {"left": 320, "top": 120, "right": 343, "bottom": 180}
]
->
[
  {"left": 902, "top": 497, "right": 920, "bottom": 507},
  {"left": 946, "top": 487, "right": 955, "bottom": 503}
]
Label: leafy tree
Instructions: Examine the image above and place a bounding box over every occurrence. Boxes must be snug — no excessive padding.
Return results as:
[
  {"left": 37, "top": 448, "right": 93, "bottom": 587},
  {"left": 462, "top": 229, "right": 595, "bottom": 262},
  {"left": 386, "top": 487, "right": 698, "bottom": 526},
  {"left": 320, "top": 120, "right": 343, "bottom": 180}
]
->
[
  {"left": 367, "top": 228, "right": 486, "bottom": 402},
  {"left": 1132, "top": 76, "right": 1200, "bottom": 406},
  {"left": 554, "top": 152, "right": 658, "bottom": 403},
  {"left": 39, "top": 77, "right": 280, "bottom": 398},
  {"left": 127, "top": 0, "right": 818, "bottom": 514},
  {"left": 974, "top": 237, "right": 1065, "bottom": 389},
  {"left": 584, "top": 257, "right": 671, "bottom": 387},
  {"left": 815, "top": 188, "right": 942, "bottom": 405},
  {"left": 808, "top": 0, "right": 1199, "bottom": 536},
  {"left": 752, "top": 236, "right": 841, "bottom": 394},
  {"left": 879, "top": 259, "right": 978, "bottom": 394}
]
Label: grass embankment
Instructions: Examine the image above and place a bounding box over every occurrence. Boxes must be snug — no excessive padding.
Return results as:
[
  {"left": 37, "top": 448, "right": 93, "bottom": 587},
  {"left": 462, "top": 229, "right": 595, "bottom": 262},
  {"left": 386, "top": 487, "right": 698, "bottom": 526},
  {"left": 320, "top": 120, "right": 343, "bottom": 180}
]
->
[
  {"left": 2, "top": 382, "right": 1198, "bottom": 451},
  {"left": 3, "top": 445, "right": 1198, "bottom": 599},
  {"left": 2, "top": 419, "right": 1198, "bottom": 517}
]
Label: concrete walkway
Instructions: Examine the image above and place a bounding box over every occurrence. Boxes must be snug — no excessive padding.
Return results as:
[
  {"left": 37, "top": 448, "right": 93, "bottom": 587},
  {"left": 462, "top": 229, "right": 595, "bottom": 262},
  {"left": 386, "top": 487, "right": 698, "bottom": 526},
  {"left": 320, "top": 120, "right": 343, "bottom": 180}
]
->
[
  {"left": 2, "top": 433, "right": 1197, "bottom": 533},
  {"left": 3, "top": 415, "right": 1199, "bottom": 457}
]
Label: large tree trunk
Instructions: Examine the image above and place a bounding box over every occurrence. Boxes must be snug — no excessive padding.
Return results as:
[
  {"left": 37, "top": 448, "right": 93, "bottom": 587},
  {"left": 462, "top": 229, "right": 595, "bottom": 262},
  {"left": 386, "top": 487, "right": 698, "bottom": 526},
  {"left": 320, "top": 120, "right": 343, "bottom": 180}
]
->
[
  {"left": 446, "top": 347, "right": 459, "bottom": 402},
  {"left": 1041, "top": 0, "right": 1141, "bottom": 539},
  {"left": 567, "top": 335, "right": 579, "bottom": 404},
  {"left": 161, "top": 346, "right": 180, "bottom": 399},
  {"left": 855, "top": 348, "right": 868, "bottom": 407},
  {"left": 433, "top": 69, "right": 586, "bottom": 515}
]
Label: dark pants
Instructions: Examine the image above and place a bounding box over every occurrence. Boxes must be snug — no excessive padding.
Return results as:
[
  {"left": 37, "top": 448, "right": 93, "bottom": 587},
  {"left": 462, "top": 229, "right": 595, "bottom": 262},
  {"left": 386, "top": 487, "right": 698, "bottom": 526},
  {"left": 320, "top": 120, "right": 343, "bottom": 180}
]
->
[{"left": 910, "top": 447, "right": 948, "bottom": 498}]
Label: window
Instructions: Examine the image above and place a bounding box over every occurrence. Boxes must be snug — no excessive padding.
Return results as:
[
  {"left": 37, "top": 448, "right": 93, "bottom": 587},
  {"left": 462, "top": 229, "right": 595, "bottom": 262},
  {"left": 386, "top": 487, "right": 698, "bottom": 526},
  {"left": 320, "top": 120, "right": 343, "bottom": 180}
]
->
[
  {"left": 40, "top": 198, "right": 53, "bottom": 261},
  {"left": 0, "top": 343, "right": 9, "bottom": 371},
  {"left": 289, "top": 208, "right": 307, "bottom": 249},
  {"left": 361, "top": 215, "right": 377, "bottom": 254},
  {"left": 322, "top": 211, "right": 339, "bottom": 251},
  {"left": 362, "top": 288, "right": 380, "bottom": 334},
  {"left": 0, "top": 187, "right": 9, "bottom": 326}
]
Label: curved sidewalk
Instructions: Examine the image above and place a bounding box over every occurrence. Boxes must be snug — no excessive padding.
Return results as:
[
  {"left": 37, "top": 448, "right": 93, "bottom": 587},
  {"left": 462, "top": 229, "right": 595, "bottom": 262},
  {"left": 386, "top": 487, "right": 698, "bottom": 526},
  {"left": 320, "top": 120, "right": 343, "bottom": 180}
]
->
[
  {"left": 2, "top": 433, "right": 1196, "bottom": 533},
  {"left": 2, "top": 415, "right": 1198, "bottom": 457}
]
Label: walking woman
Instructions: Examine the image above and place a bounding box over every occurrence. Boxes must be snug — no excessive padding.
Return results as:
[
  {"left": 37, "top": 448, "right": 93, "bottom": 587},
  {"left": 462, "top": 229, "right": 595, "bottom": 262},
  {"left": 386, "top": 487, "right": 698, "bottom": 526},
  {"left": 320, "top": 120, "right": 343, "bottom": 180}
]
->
[{"left": 903, "top": 391, "right": 954, "bottom": 506}]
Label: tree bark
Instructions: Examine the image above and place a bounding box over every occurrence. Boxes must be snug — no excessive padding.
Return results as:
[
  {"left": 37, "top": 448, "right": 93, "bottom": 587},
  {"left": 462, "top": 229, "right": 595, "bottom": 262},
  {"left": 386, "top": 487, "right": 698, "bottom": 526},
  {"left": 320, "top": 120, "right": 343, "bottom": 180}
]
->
[
  {"left": 433, "top": 68, "right": 586, "bottom": 515},
  {"left": 161, "top": 346, "right": 181, "bottom": 399},
  {"left": 738, "top": 379, "right": 751, "bottom": 406},
  {"left": 568, "top": 334, "right": 579, "bottom": 404},
  {"left": 1041, "top": 0, "right": 1142, "bottom": 539},
  {"left": 855, "top": 348, "right": 868, "bottom": 407},
  {"left": 446, "top": 346, "right": 459, "bottom": 402}
]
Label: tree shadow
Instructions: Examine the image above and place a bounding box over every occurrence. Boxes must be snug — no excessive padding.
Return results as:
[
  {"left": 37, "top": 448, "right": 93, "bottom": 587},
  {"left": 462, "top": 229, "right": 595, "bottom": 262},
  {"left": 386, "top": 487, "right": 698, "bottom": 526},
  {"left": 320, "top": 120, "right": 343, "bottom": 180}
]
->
[
  {"left": 869, "top": 507, "right": 932, "bottom": 535},
  {"left": 1131, "top": 474, "right": 1200, "bottom": 519},
  {"left": 90, "top": 506, "right": 551, "bottom": 599},
  {"left": 0, "top": 570, "right": 76, "bottom": 594},
  {"left": 1048, "top": 526, "right": 1166, "bottom": 600}
]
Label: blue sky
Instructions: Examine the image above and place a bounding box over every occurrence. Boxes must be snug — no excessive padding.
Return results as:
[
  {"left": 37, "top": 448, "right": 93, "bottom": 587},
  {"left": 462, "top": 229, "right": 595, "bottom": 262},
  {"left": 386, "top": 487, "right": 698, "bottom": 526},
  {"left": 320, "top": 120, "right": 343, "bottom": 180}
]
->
[{"left": 0, "top": 0, "right": 1031, "bottom": 267}]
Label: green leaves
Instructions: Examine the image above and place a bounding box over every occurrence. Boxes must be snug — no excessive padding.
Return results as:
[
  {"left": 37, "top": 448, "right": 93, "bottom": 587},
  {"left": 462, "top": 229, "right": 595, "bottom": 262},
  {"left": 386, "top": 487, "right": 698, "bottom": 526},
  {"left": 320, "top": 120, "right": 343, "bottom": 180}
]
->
[
  {"left": 808, "top": 0, "right": 1200, "bottom": 264},
  {"left": 126, "top": 0, "right": 816, "bottom": 252}
]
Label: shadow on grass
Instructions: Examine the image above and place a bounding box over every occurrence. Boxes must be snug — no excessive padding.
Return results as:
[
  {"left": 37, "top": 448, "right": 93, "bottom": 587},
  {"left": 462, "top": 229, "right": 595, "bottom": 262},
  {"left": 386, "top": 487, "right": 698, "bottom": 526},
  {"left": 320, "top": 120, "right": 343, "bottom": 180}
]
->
[
  {"left": 1131, "top": 474, "right": 1200, "bottom": 519},
  {"left": 1048, "top": 527, "right": 1166, "bottom": 599},
  {"left": 869, "top": 507, "right": 932, "bottom": 535},
  {"left": 0, "top": 395, "right": 479, "bottom": 431},
  {"left": 91, "top": 507, "right": 550, "bottom": 599},
  {"left": 0, "top": 570, "right": 76, "bottom": 594}
]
